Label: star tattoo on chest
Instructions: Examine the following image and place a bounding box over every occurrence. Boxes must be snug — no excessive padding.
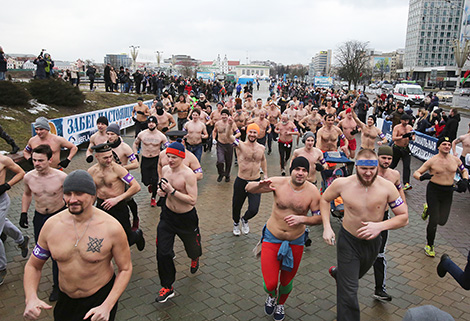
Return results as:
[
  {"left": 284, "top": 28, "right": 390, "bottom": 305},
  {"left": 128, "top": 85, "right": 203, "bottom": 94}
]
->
[{"left": 87, "top": 236, "right": 104, "bottom": 253}]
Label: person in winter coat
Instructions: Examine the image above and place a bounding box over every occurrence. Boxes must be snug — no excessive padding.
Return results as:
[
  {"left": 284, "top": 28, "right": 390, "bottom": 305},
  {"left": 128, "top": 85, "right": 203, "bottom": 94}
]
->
[{"left": 439, "top": 109, "right": 460, "bottom": 142}]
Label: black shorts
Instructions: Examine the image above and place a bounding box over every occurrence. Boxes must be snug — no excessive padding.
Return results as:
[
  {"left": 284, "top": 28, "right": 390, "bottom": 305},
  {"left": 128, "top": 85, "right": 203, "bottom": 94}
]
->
[
  {"left": 54, "top": 274, "right": 117, "bottom": 321},
  {"left": 141, "top": 155, "right": 159, "bottom": 186}
]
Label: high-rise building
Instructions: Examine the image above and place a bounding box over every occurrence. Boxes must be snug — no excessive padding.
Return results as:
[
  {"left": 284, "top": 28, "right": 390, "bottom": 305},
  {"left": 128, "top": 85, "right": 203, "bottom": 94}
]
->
[
  {"left": 404, "top": 0, "right": 464, "bottom": 69},
  {"left": 312, "top": 50, "right": 332, "bottom": 76},
  {"left": 104, "top": 54, "right": 132, "bottom": 68}
]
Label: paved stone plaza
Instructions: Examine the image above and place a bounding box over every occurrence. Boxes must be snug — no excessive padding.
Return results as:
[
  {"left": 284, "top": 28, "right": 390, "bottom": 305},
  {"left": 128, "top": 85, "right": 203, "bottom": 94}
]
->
[{"left": 1, "top": 85, "right": 469, "bottom": 320}]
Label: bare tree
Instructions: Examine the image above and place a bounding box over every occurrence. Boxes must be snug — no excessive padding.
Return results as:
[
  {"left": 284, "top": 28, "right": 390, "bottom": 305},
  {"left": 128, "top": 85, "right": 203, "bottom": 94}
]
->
[{"left": 335, "top": 40, "right": 370, "bottom": 89}]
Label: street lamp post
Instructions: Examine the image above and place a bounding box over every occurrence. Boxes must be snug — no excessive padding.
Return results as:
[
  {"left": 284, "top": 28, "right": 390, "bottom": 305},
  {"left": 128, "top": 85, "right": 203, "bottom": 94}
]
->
[
  {"left": 129, "top": 45, "right": 140, "bottom": 71},
  {"left": 155, "top": 51, "right": 163, "bottom": 70},
  {"left": 452, "top": 39, "right": 470, "bottom": 89}
]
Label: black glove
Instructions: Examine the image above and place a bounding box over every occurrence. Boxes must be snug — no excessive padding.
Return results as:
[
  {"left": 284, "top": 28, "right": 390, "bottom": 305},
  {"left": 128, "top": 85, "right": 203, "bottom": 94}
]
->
[
  {"left": 419, "top": 173, "right": 433, "bottom": 181},
  {"left": 350, "top": 127, "right": 359, "bottom": 135},
  {"left": 402, "top": 132, "right": 414, "bottom": 139},
  {"left": 132, "top": 117, "right": 137, "bottom": 122},
  {"left": 19, "top": 212, "right": 28, "bottom": 228},
  {"left": 58, "top": 158, "right": 71, "bottom": 168},
  {"left": 455, "top": 178, "right": 468, "bottom": 193},
  {"left": 86, "top": 155, "right": 94, "bottom": 163},
  {"left": 315, "top": 163, "right": 324, "bottom": 172},
  {"left": 162, "top": 127, "right": 169, "bottom": 133},
  {"left": 0, "top": 183, "right": 11, "bottom": 195}
]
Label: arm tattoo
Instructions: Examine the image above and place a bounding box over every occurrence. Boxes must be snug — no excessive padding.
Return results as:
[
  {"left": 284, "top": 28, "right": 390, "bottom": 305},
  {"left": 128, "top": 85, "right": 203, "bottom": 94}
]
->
[{"left": 87, "top": 236, "right": 104, "bottom": 253}]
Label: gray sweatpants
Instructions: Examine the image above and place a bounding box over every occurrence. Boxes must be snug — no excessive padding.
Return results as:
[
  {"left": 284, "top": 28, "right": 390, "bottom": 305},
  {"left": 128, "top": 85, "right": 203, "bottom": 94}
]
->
[
  {"left": 0, "top": 193, "right": 24, "bottom": 270},
  {"left": 336, "top": 226, "right": 382, "bottom": 321}
]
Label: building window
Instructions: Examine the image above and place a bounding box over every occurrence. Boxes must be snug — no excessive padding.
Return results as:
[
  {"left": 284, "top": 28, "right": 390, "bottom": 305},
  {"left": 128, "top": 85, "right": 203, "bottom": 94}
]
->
[{"left": 261, "top": 70, "right": 264, "bottom": 76}]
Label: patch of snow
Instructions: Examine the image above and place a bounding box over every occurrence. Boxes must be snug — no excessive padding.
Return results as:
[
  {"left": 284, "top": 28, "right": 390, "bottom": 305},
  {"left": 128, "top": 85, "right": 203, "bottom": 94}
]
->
[
  {"left": 0, "top": 116, "right": 16, "bottom": 120},
  {"left": 27, "top": 99, "right": 58, "bottom": 114},
  {"left": 84, "top": 99, "right": 97, "bottom": 104}
]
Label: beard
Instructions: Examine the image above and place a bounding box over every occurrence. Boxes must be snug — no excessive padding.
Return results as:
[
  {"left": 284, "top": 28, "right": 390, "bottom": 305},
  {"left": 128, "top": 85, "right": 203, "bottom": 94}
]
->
[
  {"left": 248, "top": 136, "right": 257, "bottom": 143},
  {"left": 379, "top": 163, "right": 389, "bottom": 169},
  {"left": 68, "top": 203, "right": 84, "bottom": 215},
  {"left": 357, "top": 170, "right": 378, "bottom": 187},
  {"left": 149, "top": 126, "right": 156, "bottom": 131}
]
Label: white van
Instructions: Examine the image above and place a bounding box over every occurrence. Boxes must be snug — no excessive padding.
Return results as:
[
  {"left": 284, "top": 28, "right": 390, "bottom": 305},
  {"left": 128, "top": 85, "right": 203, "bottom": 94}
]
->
[{"left": 393, "top": 84, "right": 425, "bottom": 106}]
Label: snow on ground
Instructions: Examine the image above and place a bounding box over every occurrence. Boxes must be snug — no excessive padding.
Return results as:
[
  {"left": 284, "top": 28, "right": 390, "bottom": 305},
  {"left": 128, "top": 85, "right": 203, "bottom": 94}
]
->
[{"left": 27, "top": 99, "right": 58, "bottom": 114}]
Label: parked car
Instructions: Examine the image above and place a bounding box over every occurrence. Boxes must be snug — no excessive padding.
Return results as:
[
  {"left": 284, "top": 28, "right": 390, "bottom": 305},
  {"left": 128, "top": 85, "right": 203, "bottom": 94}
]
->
[
  {"left": 436, "top": 91, "right": 453, "bottom": 102},
  {"left": 459, "top": 88, "right": 470, "bottom": 96}
]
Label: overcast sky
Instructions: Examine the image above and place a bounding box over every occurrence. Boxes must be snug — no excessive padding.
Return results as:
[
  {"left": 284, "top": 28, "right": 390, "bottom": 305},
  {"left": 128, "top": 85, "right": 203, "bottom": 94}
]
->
[{"left": 2, "top": 0, "right": 410, "bottom": 65}]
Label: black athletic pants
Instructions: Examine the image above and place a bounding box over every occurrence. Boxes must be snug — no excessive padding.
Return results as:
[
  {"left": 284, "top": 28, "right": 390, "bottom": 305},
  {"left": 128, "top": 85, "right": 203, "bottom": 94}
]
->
[
  {"left": 426, "top": 181, "right": 453, "bottom": 247},
  {"left": 54, "top": 274, "right": 117, "bottom": 321},
  {"left": 336, "top": 226, "right": 382, "bottom": 321},
  {"left": 373, "top": 210, "right": 390, "bottom": 292},
  {"left": 96, "top": 199, "right": 138, "bottom": 246},
  {"left": 278, "top": 141, "right": 292, "bottom": 170},
  {"left": 156, "top": 204, "right": 202, "bottom": 288},
  {"left": 33, "top": 207, "right": 66, "bottom": 288},
  {"left": 390, "top": 144, "right": 411, "bottom": 184},
  {"left": 232, "top": 177, "right": 261, "bottom": 223}
]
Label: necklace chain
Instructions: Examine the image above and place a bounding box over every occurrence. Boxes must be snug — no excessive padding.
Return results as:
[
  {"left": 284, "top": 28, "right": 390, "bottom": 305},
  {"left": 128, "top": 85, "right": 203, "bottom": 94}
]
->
[
  {"left": 73, "top": 218, "right": 92, "bottom": 247},
  {"left": 289, "top": 181, "right": 304, "bottom": 193}
]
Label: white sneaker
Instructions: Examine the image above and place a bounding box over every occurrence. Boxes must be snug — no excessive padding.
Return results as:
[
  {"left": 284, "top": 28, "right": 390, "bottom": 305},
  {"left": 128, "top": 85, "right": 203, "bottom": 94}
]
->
[
  {"left": 241, "top": 219, "right": 249, "bottom": 235},
  {"left": 233, "top": 223, "right": 241, "bottom": 236}
]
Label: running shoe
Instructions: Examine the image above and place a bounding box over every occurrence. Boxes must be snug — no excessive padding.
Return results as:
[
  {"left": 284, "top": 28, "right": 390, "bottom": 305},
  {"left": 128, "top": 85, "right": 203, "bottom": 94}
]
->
[
  {"left": 373, "top": 290, "right": 392, "bottom": 302},
  {"left": 233, "top": 223, "right": 241, "bottom": 236},
  {"left": 132, "top": 218, "right": 140, "bottom": 231},
  {"left": 424, "top": 245, "right": 435, "bottom": 257},
  {"left": 329, "top": 266, "right": 337, "bottom": 280},
  {"left": 281, "top": 169, "right": 286, "bottom": 176},
  {"left": 273, "top": 304, "right": 285, "bottom": 321},
  {"left": 421, "top": 203, "right": 429, "bottom": 221},
  {"left": 403, "top": 183, "right": 412, "bottom": 191},
  {"left": 217, "top": 175, "right": 223, "bottom": 182},
  {"left": 150, "top": 198, "right": 156, "bottom": 207},
  {"left": 135, "top": 229, "right": 145, "bottom": 251},
  {"left": 0, "top": 269, "right": 6, "bottom": 286},
  {"left": 156, "top": 287, "right": 175, "bottom": 303},
  {"left": 18, "top": 235, "right": 29, "bottom": 258},
  {"left": 437, "top": 254, "right": 450, "bottom": 278},
  {"left": 265, "top": 295, "right": 277, "bottom": 316},
  {"left": 190, "top": 257, "right": 199, "bottom": 274},
  {"left": 241, "top": 219, "right": 249, "bottom": 235}
]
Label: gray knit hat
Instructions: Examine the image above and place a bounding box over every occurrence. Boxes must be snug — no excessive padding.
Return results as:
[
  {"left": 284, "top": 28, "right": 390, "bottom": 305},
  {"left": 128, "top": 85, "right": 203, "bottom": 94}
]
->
[
  {"left": 63, "top": 170, "right": 96, "bottom": 196},
  {"left": 106, "top": 123, "right": 120, "bottom": 135},
  {"left": 302, "top": 131, "right": 315, "bottom": 144},
  {"left": 34, "top": 117, "right": 50, "bottom": 131}
]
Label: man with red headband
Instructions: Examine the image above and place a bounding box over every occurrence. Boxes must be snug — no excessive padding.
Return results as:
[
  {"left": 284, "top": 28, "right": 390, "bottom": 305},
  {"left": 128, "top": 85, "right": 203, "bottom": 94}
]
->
[
  {"left": 321, "top": 149, "right": 408, "bottom": 321},
  {"left": 155, "top": 140, "right": 201, "bottom": 303},
  {"left": 226, "top": 121, "right": 268, "bottom": 236},
  {"left": 338, "top": 108, "right": 358, "bottom": 159}
]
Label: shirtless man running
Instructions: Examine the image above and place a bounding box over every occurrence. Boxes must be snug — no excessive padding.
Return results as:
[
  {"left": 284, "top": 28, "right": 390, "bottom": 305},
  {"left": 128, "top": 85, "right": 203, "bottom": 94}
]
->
[
  {"left": 106, "top": 123, "right": 141, "bottom": 227},
  {"left": 153, "top": 102, "right": 176, "bottom": 134},
  {"left": 88, "top": 143, "right": 145, "bottom": 250},
  {"left": 247, "top": 111, "right": 271, "bottom": 147},
  {"left": 351, "top": 112, "right": 388, "bottom": 150},
  {"left": 413, "top": 136, "right": 468, "bottom": 257},
  {"left": 452, "top": 122, "right": 470, "bottom": 172},
  {"left": 23, "top": 170, "right": 132, "bottom": 321},
  {"left": 132, "top": 97, "right": 150, "bottom": 137},
  {"left": 290, "top": 132, "right": 326, "bottom": 185},
  {"left": 246, "top": 156, "right": 321, "bottom": 321},
  {"left": 390, "top": 114, "right": 415, "bottom": 191},
  {"left": 372, "top": 146, "right": 406, "bottom": 302},
  {"left": 226, "top": 122, "right": 267, "bottom": 236},
  {"left": 184, "top": 108, "right": 208, "bottom": 162},
  {"left": 321, "top": 149, "right": 408, "bottom": 321},
  {"left": 86, "top": 116, "right": 108, "bottom": 163},
  {"left": 24, "top": 117, "right": 78, "bottom": 169},
  {"left": 275, "top": 114, "right": 300, "bottom": 176},
  {"left": 133, "top": 116, "right": 168, "bottom": 207},
  {"left": 266, "top": 101, "right": 281, "bottom": 155},
  {"left": 21, "top": 144, "right": 67, "bottom": 302},
  {"left": 213, "top": 109, "right": 240, "bottom": 182},
  {"left": 158, "top": 131, "right": 203, "bottom": 182},
  {"left": 316, "top": 114, "right": 349, "bottom": 168},
  {"left": 338, "top": 108, "right": 359, "bottom": 159},
  {"left": 175, "top": 94, "right": 190, "bottom": 130},
  {"left": 155, "top": 141, "right": 201, "bottom": 303}
]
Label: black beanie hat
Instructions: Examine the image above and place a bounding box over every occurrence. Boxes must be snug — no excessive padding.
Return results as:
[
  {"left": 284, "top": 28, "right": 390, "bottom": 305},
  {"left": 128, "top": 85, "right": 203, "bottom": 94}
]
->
[{"left": 290, "top": 156, "right": 310, "bottom": 174}]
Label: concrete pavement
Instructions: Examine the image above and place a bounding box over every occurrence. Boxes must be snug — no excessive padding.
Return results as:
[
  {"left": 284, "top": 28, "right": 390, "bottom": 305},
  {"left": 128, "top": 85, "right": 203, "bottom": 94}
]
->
[{"left": 0, "top": 83, "right": 469, "bottom": 320}]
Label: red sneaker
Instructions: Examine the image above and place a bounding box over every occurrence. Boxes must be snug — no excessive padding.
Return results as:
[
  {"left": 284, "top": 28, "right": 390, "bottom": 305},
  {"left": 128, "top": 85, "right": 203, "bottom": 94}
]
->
[
  {"left": 150, "top": 198, "right": 156, "bottom": 207},
  {"left": 190, "top": 257, "right": 199, "bottom": 274}
]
